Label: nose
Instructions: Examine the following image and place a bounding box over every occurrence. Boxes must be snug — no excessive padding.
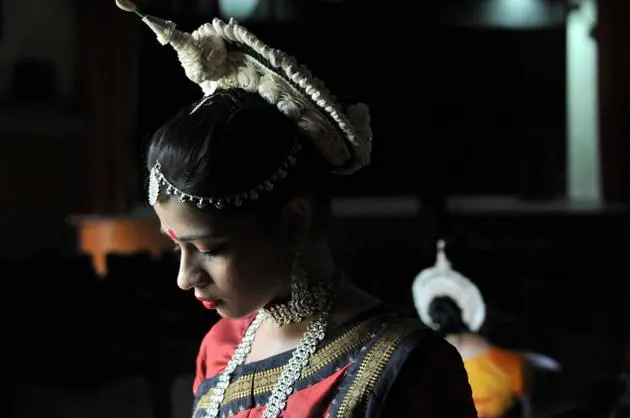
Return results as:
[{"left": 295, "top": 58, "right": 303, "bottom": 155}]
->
[{"left": 176, "top": 250, "right": 208, "bottom": 290}]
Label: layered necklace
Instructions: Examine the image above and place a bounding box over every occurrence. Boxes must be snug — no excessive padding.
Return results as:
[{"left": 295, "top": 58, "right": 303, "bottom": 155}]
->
[{"left": 201, "top": 272, "right": 343, "bottom": 418}]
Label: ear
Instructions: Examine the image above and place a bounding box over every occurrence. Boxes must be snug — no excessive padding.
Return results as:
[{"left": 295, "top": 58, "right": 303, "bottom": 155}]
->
[{"left": 281, "top": 196, "right": 313, "bottom": 251}]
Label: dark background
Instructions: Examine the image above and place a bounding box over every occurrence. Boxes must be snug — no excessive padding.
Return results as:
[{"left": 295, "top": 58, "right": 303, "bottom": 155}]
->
[{"left": 0, "top": 0, "right": 629, "bottom": 417}]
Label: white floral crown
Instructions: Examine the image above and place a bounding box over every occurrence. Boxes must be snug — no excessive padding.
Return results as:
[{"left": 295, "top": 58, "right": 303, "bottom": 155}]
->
[
  {"left": 115, "top": 0, "right": 372, "bottom": 209},
  {"left": 412, "top": 241, "right": 486, "bottom": 332}
]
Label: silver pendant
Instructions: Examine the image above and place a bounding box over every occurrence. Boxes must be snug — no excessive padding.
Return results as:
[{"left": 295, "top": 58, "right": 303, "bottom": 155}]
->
[{"left": 148, "top": 166, "right": 160, "bottom": 206}]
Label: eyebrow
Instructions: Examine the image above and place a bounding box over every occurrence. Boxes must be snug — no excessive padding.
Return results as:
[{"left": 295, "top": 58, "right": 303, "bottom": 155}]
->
[{"left": 160, "top": 229, "right": 221, "bottom": 242}]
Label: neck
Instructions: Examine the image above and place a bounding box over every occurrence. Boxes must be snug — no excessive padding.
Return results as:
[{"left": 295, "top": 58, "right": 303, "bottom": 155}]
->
[
  {"left": 299, "top": 231, "right": 335, "bottom": 285},
  {"left": 445, "top": 333, "right": 491, "bottom": 358}
]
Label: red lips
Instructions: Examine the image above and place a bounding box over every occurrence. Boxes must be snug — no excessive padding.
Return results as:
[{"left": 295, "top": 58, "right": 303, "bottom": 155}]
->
[
  {"left": 196, "top": 296, "right": 219, "bottom": 310},
  {"left": 202, "top": 300, "right": 218, "bottom": 309}
]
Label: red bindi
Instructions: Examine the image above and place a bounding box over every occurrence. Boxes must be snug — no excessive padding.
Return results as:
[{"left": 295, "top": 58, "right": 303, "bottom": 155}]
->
[{"left": 167, "top": 229, "right": 177, "bottom": 240}]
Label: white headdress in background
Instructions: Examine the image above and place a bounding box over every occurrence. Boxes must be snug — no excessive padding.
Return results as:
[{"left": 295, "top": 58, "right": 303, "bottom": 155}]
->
[{"left": 412, "top": 240, "right": 486, "bottom": 332}]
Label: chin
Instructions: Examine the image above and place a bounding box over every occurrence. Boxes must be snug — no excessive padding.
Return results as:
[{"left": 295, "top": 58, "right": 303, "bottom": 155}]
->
[{"left": 215, "top": 304, "right": 259, "bottom": 320}]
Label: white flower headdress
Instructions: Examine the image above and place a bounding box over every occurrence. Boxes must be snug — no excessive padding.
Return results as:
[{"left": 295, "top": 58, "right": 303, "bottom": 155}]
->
[
  {"left": 412, "top": 240, "right": 486, "bottom": 332},
  {"left": 115, "top": 0, "right": 373, "bottom": 209}
]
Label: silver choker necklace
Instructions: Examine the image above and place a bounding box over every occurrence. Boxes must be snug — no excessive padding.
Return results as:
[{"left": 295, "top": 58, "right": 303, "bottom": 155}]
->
[{"left": 263, "top": 265, "right": 342, "bottom": 326}]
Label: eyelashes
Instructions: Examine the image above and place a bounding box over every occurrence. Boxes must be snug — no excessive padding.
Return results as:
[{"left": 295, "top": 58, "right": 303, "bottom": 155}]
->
[
  {"left": 172, "top": 243, "right": 229, "bottom": 258},
  {"left": 199, "top": 243, "right": 230, "bottom": 257}
]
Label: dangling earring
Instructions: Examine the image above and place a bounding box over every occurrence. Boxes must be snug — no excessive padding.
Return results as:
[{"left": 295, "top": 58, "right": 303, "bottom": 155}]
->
[
  {"left": 263, "top": 251, "right": 343, "bottom": 326},
  {"left": 289, "top": 253, "right": 317, "bottom": 315},
  {"left": 264, "top": 251, "right": 315, "bottom": 325}
]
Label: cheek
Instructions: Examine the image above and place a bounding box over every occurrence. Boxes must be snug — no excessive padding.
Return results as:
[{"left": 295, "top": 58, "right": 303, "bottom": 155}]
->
[
  {"left": 227, "top": 241, "right": 288, "bottom": 289},
  {"left": 196, "top": 254, "right": 259, "bottom": 294},
  {"left": 198, "top": 257, "right": 231, "bottom": 287},
  {"left": 249, "top": 237, "right": 288, "bottom": 273}
]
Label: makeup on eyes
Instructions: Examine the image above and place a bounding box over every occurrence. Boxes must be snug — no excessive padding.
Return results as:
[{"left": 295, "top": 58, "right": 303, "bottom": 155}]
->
[
  {"left": 196, "top": 240, "right": 228, "bottom": 253},
  {"left": 169, "top": 237, "right": 228, "bottom": 256},
  {"left": 162, "top": 228, "right": 221, "bottom": 243},
  {"left": 161, "top": 228, "right": 228, "bottom": 256}
]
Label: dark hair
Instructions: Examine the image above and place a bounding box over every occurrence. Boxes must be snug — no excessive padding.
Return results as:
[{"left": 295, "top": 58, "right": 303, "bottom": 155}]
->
[
  {"left": 146, "top": 88, "right": 332, "bottom": 226},
  {"left": 428, "top": 296, "right": 470, "bottom": 336}
]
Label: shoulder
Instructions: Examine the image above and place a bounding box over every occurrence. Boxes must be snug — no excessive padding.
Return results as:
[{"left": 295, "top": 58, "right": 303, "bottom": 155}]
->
[
  {"left": 367, "top": 314, "right": 464, "bottom": 383},
  {"left": 378, "top": 323, "right": 477, "bottom": 417},
  {"left": 404, "top": 332, "right": 471, "bottom": 378},
  {"left": 449, "top": 332, "right": 492, "bottom": 358},
  {"left": 346, "top": 308, "right": 438, "bottom": 365},
  {"left": 479, "top": 346, "right": 525, "bottom": 374},
  {"left": 371, "top": 313, "right": 466, "bottom": 376},
  {"left": 487, "top": 347, "right": 526, "bottom": 392},
  {"left": 330, "top": 312, "right": 476, "bottom": 417},
  {"left": 374, "top": 314, "right": 478, "bottom": 416},
  {"left": 371, "top": 309, "right": 446, "bottom": 358},
  {"left": 348, "top": 307, "right": 442, "bottom": 353},
  {"left": 490, "top": 346, "right": 524, "bottom": 363}
]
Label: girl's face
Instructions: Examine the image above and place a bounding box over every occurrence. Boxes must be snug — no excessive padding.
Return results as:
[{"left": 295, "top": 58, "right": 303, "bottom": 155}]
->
[{"left": 154, "top": 198, "right": 292, "bottom": 319}]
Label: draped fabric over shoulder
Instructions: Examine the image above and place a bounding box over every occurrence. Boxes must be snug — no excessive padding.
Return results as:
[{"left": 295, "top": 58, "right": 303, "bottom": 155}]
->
[{"left": 192, "top": 306, "right": 477, "bottom": 418}]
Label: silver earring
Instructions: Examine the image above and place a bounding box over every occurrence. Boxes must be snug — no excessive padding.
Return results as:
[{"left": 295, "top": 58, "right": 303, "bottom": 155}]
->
[
  {"left": 264, "top": 253, "right": 315, "bottom": 325},
  {"left": 263, "top": 252, "right": 344, "bottom": 326},
  {"left": 289, "top": 255, "right": 316, "bottom": 313}
]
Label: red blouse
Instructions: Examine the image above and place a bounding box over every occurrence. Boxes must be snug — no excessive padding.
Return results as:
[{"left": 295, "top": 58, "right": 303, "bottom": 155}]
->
[{"left": 192, "top": 307, "right": 477, "bottom": 417}]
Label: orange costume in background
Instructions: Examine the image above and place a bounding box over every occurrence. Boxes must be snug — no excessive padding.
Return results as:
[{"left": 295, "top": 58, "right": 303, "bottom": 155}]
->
[{"left": 464, "top": 347, "right": 525, "bottom": 418}]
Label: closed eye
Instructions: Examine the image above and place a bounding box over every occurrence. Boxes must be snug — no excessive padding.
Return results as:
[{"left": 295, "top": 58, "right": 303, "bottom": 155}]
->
[
  {"left": 172, "top": 243, "right": 229, "bottom": 257},
  {"left": 198, "top": 243, "right": 229, "bottom": 257}
]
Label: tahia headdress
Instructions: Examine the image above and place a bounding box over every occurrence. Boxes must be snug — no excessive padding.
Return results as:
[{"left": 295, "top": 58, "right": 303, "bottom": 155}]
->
[
  {"left": 412, "top": 240, "right": 487, "bottom": 332},
  {"left": 115, "top": 0, "right": 373, "bottom": 209}
]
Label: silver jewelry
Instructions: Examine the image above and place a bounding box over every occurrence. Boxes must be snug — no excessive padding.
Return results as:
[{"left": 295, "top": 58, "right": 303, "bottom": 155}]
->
[
  {"left": 202, "top": 311, "right": 264, "bottom": 418},
  {"left": 147, "top": 141, "right": 301, "bottom": 209},
  {"left": 263, "top": 259, "right": 340, "bottom": 326},
  {"left": 200, "top": 273, "right": 342, "bottom": 418}
]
